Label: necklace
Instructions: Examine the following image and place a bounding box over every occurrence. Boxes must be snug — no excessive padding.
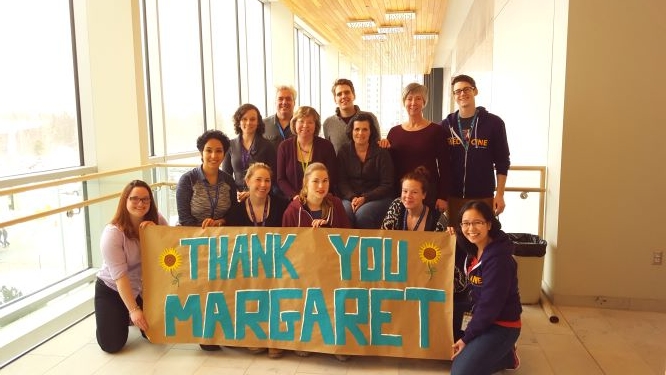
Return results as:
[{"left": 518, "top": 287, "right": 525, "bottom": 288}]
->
[
  {"left": 297, "top": 139, "right": 312, "bottom": 172},
  {"left": 402, "top": 205, "right": 427, "bottom": 231},
  {"left": 247, "top": 196, "right": 269, "bottom": 226}
]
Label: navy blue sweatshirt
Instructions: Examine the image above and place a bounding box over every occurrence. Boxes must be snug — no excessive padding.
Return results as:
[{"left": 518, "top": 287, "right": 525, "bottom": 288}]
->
[
  {"left": 462, "top": 231, "right": 521, "bottom": 344},
  {"left": 441, "top": 107, "right": 510, "bottom": 198}
]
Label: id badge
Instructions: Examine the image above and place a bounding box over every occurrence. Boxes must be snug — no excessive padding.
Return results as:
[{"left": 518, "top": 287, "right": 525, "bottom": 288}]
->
[{"left": 461, "top": 312, "right": 473, "bottom": 331}]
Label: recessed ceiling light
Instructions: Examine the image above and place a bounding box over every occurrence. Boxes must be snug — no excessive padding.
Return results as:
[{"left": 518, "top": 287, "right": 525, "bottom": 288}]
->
[
  {"left": 377, "top": 25, "right": 404, "bottom": 34},
  {"left": 347, "top": 19, "right": 376, "bottom": 28},
  {"left": 385, "top": 11, "right": 416, "bottom": 21},
  {"left": 413, "top": 33, "right": 438, "bottom": 40},
  {"left": 362, "top": 33, "right": 388, "bottom": 41}
]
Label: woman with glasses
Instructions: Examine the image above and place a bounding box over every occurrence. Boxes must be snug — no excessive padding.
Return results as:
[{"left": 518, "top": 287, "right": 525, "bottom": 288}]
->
[
  {"left": 451, "top": 200, "right": 521, "bottom": 374},
  {"left": 95, "top": 180, "right": 167, "bottom": 353},
  {"left": 222, "top": 104, "right": 277, "bottom": 201}
]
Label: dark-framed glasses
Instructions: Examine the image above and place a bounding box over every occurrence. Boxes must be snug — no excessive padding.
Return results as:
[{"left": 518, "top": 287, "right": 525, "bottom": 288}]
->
[
  {"left": 128, "top": 196, "right": 151, "bottom": 204},
  {"left": 460, "top": 220, "right": 486, "bottom": 228},
  {"left": 453, "top": 86, "right": 475, "bottom": 96}
]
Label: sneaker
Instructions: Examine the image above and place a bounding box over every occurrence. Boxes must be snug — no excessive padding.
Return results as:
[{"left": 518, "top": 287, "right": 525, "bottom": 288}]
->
[{"left": 506, "top": 346, "right": 520, "bottom": 370}]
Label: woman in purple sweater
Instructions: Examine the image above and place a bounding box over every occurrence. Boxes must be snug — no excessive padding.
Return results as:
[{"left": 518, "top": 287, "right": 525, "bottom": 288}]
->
[
  {"left": 451, "top": 200, "right": 521, "bottom": 374},
  {"left": 276, "top": 106, "right": 337, "bottom": 201}
]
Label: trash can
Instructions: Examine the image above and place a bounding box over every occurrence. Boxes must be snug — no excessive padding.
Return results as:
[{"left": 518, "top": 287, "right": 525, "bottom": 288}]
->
[{"left": 508, "top": 233, "right": 547, "bottom": 304}]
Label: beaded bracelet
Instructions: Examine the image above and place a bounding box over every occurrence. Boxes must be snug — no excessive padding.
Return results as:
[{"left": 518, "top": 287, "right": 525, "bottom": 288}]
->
[{"left": 129, "top": 305, "right": 141, "bottom": 313}]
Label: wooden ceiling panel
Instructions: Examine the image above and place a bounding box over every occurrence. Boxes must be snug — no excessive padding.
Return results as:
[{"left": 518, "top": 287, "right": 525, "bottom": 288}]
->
[{"left": 280, "top": 0, "right": 448, "bottom": 74}]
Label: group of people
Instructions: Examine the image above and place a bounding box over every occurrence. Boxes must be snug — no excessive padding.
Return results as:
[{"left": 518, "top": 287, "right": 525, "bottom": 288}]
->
[{"left": 94, "top": 74, "right": 522, "bottom": 374}]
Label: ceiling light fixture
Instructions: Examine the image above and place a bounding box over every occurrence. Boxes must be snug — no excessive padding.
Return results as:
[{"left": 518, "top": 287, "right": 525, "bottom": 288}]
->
[
  {"left": 347, "top": 19, "right": 376, "bottom": 28},
  {"left": 377, "top": 25, "right": 404, "bottom": 34},
  {"left": 413, "top": 33, "right": 438, "bottom": 40},
  {"left": 385, "top": 11, "right": 416, "bottom": 21},
  {"left": 362, "top": 33, "right": 388, "bottom": 41}
]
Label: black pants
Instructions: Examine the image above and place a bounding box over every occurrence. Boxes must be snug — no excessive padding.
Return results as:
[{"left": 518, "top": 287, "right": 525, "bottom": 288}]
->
[{"left": 94, "top": 278, "right": 143, "bottom": 353}]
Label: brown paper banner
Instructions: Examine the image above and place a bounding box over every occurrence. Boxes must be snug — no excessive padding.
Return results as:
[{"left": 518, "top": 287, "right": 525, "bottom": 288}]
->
[{"left": 141, "top": 226, "right": 455, "bottom": 359}]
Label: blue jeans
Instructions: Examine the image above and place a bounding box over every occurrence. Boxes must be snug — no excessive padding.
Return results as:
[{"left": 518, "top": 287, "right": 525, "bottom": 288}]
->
[
  {"left": 451, "top": 324, "right": 520, "bottom": 375},
  {"left": 342, "top": 198, "right": 393, "bottom": 229}
]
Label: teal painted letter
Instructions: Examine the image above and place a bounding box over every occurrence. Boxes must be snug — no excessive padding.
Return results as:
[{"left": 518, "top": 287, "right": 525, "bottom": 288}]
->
[
  {"left": 369, "top": 289, "right": 403, "bottom": 346},
  {"left": 165, "top": 294, "right": 203, "bottom": 337},
  {"left": 334, "top": 288, "right": 369, "bottom": 345}
]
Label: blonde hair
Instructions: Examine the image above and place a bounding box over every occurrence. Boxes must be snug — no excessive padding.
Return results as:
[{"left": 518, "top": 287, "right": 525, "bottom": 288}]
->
[
  {"left": 290, "top": 106, "right": 322, "bottom": 135},
  {"left": 244, "top": 162, "right": 272, "bottom": 181},
  {"left": 298, "top": 162, "right": 332, "bottom": 217},
  {"left": 402, "top": 82, "right": 428, "bottom": 106}
]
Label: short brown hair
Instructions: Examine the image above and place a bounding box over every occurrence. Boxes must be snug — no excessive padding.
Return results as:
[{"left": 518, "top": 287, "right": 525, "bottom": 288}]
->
[
  {"left": 290, "top": 106, "right": 322, "bottom": 136},
  {"left": 331, "top": 78, "right": 356, "bottom": 96},
  {"left": 402, "top": 82, "right": 428, "bottom": 106}
]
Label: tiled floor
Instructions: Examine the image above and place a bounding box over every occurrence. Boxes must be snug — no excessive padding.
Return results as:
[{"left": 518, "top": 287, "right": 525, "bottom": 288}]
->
[{"left": 2, "top": 304, "right": 665, "bottom": 374}]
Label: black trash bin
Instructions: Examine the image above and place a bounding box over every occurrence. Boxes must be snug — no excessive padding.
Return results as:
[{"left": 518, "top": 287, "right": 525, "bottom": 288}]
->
[{"left": 508, "top": 233, "right": 547, "bottom": 304}]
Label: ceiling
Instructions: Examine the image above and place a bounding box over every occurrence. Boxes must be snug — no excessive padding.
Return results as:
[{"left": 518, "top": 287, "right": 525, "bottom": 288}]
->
[{"left": 278, "top": 0, "right": 450, "bottom": 75}]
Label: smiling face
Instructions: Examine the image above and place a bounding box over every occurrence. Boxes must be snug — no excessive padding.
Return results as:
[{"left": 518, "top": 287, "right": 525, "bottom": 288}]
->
[
  {"left": 276, "top": 89, "right": 295, "bottom": 120},
  {"left": 126, "top": 186, "right": 151, "bottom": 220},
  {"left": 334, "top": 84, "right": 356, "bottom": 112},
  {"left": 460, "top": 208, "right": 491, "bottom": 249},
  {"left": 245, "top": 167, "right": 271, "bottom": 200},
  {"left": 453, "top": 81, "right": 477, "bottom": 111},
  {"left": 240, "top": 108, "right": 259, "bottom": 136},
  {"left": 352, "top": 120, "right": 371, "bottom": 146},
  {"left": 201, "top": 138, "right": 225, "bottom": 170},
  {"left": 306, "top": 169, "right": 330, "bottom": 202},
  {"left": 295, "top": 115, "right": 316, "bottom": 140},
  {"left": 404, "top": 92, "right": 426, "bottom": 117},
  {"left": 400, "top": 179, "right": 426, "bottom": 210}
]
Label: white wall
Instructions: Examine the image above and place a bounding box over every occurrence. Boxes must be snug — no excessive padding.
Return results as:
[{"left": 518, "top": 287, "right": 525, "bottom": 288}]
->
[{"left": 440, "top": 0, "right": 666, "bottom": 311}]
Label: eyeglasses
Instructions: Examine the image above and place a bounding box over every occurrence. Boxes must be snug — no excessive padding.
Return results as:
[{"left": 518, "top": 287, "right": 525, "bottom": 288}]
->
[
  {"left": 460, "top": 220, "right": 487, "bottom": 228},
  {"left": 128, "top": 196, "right": 151, "bottom": 204},
  {"left": 453, "top": 86, "right": 475, "bottom": 96}
]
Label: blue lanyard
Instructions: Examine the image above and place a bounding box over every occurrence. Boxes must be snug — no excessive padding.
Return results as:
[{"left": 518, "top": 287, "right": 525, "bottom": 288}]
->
[
  {"left": 457, "top": 109, "right": 478, "bottom": 151},
  {"left": 402, "top": 205, "right": 427, "bottom": 231},
  {"left": 276, "top": 121, "right": 287, "bottom": 140},
  {"left": 248, "top": 197, "right": 269, "bottom": 226},
  {"left": 241, "top": 136, "right": 255, "bottom": 170},
  {"left": 206, "top": 180, "right": 220, "bottom": 218}
]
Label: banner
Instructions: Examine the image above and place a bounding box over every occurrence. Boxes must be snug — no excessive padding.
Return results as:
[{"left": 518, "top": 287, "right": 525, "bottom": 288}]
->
[{"left": 141, "top": 226, "right": 455, "bottom": 359}]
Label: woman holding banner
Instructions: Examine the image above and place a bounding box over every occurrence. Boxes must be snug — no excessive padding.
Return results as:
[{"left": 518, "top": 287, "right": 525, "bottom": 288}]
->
[
  {"left": 225, "top": 162, "right": 287, "bottom": 228},
  {"left": 281, "top": 162, "right": 350, "bottom": 360},
  {"left": 95, "top": 180, "right": 167, "bottom": 353},
  {"left": 176, "top": 129, "right": 238, "bottom": 351},
  {"left": 450, "top": 200, "right": 521, "bottom": 374},
  {"left": 380, "top": 166, "right": 445, "bottom": 232}
]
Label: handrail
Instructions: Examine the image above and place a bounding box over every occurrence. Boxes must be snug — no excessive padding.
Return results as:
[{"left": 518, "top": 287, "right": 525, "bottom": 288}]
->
[{"left": 0, "top": 164, "right": 546, "bottom": 231}]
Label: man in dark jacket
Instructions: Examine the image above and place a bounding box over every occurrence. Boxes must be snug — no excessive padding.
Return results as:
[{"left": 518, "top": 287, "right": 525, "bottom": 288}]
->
[{"left": 440, "top": 74, "right": 510, "bottom": 225}]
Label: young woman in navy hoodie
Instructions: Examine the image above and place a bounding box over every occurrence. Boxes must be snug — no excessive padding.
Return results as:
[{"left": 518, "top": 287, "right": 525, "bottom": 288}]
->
[{"left": 451, "top": 200, "right": 521, "bottom": 374}]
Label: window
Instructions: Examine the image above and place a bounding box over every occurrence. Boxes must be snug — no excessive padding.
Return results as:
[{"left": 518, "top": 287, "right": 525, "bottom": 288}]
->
[
  {"left": 0, "top": 0, "right": 81, "bottom": 178},
  {"left": 294, "top": 27, "right": 321, "bottom": 111},
  {"left": 144, "top": 0, "right": 205, "bottom": 156}
]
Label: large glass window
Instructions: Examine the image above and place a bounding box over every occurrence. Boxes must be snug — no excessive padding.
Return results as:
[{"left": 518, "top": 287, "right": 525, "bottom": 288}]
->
[
  {"left": 294, "top": 27, "right": 321, "bottom": 111},
  {"left": 145, "top": 0, "right": 269, "bottom": 155},
  {"left": 145, "top": 0, "right": 205, "bottom": 156},
  {"left": 210, "top": 0, "right": 241, "bottom": 134},
  {"left": 0, "top": 0, "right": 81, "bottom": 178}
]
